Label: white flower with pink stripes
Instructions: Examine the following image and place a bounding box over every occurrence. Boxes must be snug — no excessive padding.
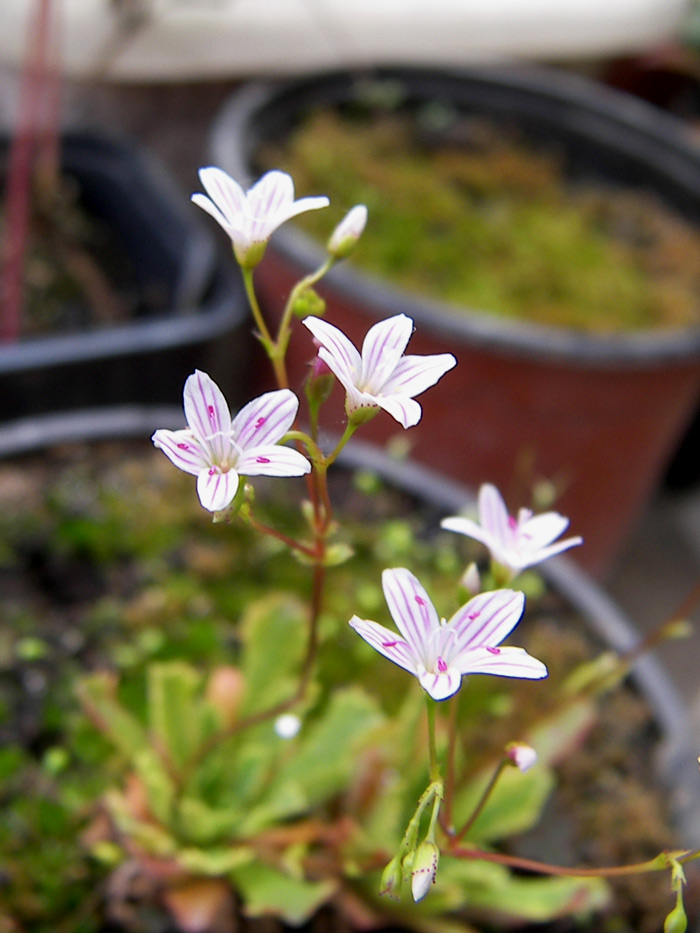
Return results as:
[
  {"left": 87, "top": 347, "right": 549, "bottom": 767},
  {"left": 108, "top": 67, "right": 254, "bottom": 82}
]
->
[
  {"left": 349, "top": 568, "right": 547, "bottom": 701},
  {"left": 152, "top": 370, "right": 311, "bottom": 513},
  {"left": 192, "top": 167, "right": 329, "bottom": 267},
  {"left": 441, "top": 483, "right": 582, "bottom": 575},
  {"left": 302, "top": 313, "right": 456, "bottom": 429}
]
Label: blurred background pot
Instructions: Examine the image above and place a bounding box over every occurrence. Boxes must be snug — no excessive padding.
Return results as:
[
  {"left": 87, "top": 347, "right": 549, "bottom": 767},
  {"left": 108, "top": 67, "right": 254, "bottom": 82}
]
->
[
  {"left": 0, "top": 129, "right": 252, "bottom": 446},
  {"left": 209, "top": 65, "right": 700, "bottom": 578}
]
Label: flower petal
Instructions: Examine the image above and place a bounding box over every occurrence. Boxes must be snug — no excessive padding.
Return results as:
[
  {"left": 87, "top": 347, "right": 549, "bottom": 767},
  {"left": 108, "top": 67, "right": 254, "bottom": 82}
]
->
[
  {"left": 232, "top": 389, "right": 299, "bottom": 450},
  {"left": 246, "top": 170, "right": 295, "bottom": 241},
  {"left": 452, "top": 646, "right": 547, "bottom": 680},
  {"left": 520, "top": 511, "right": 574, "bottom": 549},
  {"left": 237, "top": 445, "right": 311, "bottom": 477},
  {"left": 349, "top": 616, "right": 419, "bottom": 675},
  {"left": 478, "top": 483, "right": 512, "bottom": 544},
  {"left": 196, "top": 467, "right": 240, "bottom": 512},
  {"left": 360, "top": 314, "right": 414, "bottom": 391},
  {"left": 440, "top": 515, "right": 494, "bottom": 550},
  {"left": 382, "top": 568, "right": 440, "bottom": 655},
  {"left": 383, "top": 352, "right": 456, "bottom": 399},
  {"left": 198, "top": 166, "right": 247, "bottom": 221},
  {"left": 151, "top": 429, "right": 209, "bottom": 476},
  {"left": 191, "top": 192, "right": 243, "bottom": 245},
  {"left": 418, "top": 666, "right": 462, "bottom": 701},
  {"left": 302, "top": 317, "right": 362, "bottom": 385},
  {"left": 449, "top": 590, "right": 525, "bottom": 650},
  {"left": 183, "top": 370, "right": 232, "bottom": 462},
  {"left": 376, "top": 394, "right": 422, "bottom": 429}
]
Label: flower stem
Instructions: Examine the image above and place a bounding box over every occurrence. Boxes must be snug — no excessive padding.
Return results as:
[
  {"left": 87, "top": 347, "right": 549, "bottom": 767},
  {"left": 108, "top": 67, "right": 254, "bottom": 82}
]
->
[
  {"left": 449, "top": 844, "right": 700, "bottom": 878},
  {"left": 451, "top": 757, "right": 508, "bottom": 843},
  {"left": 426, "top": 697, "right": 441, "bottom": 785}
]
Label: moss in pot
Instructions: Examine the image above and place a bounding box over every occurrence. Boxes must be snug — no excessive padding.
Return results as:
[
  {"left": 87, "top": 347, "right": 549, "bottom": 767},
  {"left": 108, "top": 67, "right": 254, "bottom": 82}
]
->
[{"left": 259, "top": 104, "right": 700, "bottom": 334}]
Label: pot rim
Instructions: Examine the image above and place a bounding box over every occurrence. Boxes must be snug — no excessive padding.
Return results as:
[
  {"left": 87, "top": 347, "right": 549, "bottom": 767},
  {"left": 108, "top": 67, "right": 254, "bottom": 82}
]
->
[{"left": 210, "top": 64, "right": 700, "bottom": 366}]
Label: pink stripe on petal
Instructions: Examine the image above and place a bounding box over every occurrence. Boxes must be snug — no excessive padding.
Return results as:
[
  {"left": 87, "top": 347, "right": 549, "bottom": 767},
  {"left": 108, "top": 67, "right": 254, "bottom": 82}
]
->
[
  {"left": 455, "top": 646, "right": 547, "bottom": 679},
  {"left": 199, "top": 166, "right": 247, "bottom": 220},
  {"left": 302, "top": 318, "right": 361, "bottom": 383},
  {"left": 152, "top": 429, "right": 209, "bottom": 475},
  {"left": 361, "top": 315, "right": 413, "bottom": 388},
  {"left": 233, "top": 389, "right": 299, "bottom": 449},
  {"left": 382, "top": 568, "right": 438, "bottom": 654},
  {"left": 418, "top": 668, "right": 462, "bottom": 701},
  {"left": 184, "top": 370, "right": 232, "bottom": 461},
  {"left": 377, "top": 395, "right": 422, "bottom": 429},
  {"left": 384, "top": 353, "right": 456, "bottom": 398},
  {"left": 238, "top": 445, "right": 311, "bottom": 477},
  {"left": 479, "top": 484, "right": 511, "bottom": 543},
  {"left": 349, "top": 616, "right": 418, "bottom": 675},
  {"left": 450, "top": 590, "right": 525, "bottom": 649},
  {"left": 196, "top": 468, "right": 239, "bottom": 512}
]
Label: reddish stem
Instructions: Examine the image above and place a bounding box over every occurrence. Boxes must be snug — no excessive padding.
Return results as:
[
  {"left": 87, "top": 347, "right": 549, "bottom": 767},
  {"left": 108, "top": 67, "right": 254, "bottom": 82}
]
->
[{"left": 1, "top": 0, "right": 61, "bottom": 342}]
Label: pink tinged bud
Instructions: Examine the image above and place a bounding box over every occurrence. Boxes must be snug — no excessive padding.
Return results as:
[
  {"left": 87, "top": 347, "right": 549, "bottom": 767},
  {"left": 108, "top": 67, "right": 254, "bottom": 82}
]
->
[
  {"left": 506, "top": 742, "right": 538, "bottom": 772},
  {"left": 409, "top": 841, "right": 440, "bottom": 903},
  {"left": 328, "top": 204, "right": 368, "bottom": 258}
]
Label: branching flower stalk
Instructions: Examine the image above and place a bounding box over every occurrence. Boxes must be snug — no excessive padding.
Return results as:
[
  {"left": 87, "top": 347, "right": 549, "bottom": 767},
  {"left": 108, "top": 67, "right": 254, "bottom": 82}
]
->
[{"left": 144, "top": 165, "right": 700, "bottom": 931}]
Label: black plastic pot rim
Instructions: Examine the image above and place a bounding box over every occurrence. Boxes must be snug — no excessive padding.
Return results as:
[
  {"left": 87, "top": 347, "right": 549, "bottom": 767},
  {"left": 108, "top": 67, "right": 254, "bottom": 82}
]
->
[
  {"left": 210, "top": 65, "right": 700, "bottom": 367},
  {"left": 0, "top": 267, "right": 245, "bottom": 374}
]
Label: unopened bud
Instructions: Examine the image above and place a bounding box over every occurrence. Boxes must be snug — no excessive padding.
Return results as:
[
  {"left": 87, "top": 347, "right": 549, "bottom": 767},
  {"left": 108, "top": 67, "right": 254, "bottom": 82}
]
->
[
  {"left": 292, "top": 286, "right": 326, "bottom": 319},
  {"left": 379, "top": 855, "right": 403, "bottom": 900},
  {"left": 665, "top": 899, "right": 688, "bottom": 933},
  {"left": 408, "top": 841, "right": 439, "bottom": 903},
  {"left": 506, "top": 742, "right": 538, "bottom": 772},
  {"left": 305, "top": 344, "right": 335, "bottom": 408},
  {"left": 328, "top": 205, "right": 368, "bottom": 259},
  {"left": 460, "top": 562, "right": 481, "bottom": 596}
]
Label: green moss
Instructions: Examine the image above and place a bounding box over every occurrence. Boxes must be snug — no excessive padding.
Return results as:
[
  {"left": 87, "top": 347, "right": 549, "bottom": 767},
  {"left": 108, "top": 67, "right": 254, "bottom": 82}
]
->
[{"left": 262, "top": 109, "right": 700, "bottom": 332}]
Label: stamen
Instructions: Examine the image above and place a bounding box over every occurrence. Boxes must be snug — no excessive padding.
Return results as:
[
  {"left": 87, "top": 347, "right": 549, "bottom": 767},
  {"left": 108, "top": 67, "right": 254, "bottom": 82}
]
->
[
  {"left": 487, "top": 647, "right": 501, "bottom": 655},
  {"left": 255, "top": 417, "right": 266, "bottom": 429},
  {"left": 437, "top": 657, "right": 447, "bottom": 672},
  {"left": 382, "top": 640, "right": 398, "bottom": 648},
  {"left": 177, "top": 443, "right": 189, "bottom": 450},
  {"left": 256, "top": 457, "right": 271, "bottom": 464}
]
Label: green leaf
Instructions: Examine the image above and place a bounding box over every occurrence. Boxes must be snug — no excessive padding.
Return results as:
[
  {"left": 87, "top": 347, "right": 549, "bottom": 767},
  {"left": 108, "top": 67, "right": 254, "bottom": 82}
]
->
[
  {"left": 230, "top": 862, "right": 337, "bottom": 925},
  {"left": 176, "top": 797, "right": 244, "bottom": 846},
  {"left": 178, "top": 845, "right": 254, "bottom": 876},
  {"left": 242, "top": 688, "right": 383, "bottom": 832},
  {"left": 133, "top": 748, "right": 176, "bottom": 825},
  {"left": 77, "top": 672, "right": 149, "bottom": 760},
  {"left": 239, "top": 594, "right": 308, "bottom": 716},
  {"left": 148, "top": 662, "right": 204, "bottom": 772}
]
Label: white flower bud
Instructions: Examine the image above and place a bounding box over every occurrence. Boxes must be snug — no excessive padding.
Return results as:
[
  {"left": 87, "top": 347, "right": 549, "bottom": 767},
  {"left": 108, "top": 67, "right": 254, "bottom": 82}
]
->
[
  {"left": 409, "top": 841, "right": 439, "bottom": 902},
  {"left": 506, "top": 742, "right": 538, "bottom": 772},
  {"left": 328, "top": 205, "right": 368, "bottom": 258}
]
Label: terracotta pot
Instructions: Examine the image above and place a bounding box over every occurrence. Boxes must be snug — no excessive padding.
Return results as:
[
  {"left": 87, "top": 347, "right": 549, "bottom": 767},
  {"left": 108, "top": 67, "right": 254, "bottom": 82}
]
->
[{"left": 209, "top": 66, "right": 700, "bottom": 577}]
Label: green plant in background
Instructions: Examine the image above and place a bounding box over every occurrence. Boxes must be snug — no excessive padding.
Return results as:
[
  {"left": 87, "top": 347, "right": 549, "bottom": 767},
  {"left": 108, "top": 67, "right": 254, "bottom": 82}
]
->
[
  {"left": 2, "top": 165, "right": 699, "bottom": 933},
  {"left": 261, "top": 106, "right": 700, "bottom": 333}
]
